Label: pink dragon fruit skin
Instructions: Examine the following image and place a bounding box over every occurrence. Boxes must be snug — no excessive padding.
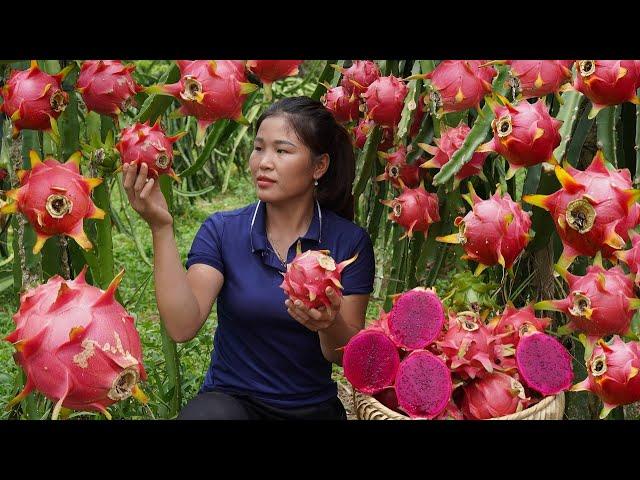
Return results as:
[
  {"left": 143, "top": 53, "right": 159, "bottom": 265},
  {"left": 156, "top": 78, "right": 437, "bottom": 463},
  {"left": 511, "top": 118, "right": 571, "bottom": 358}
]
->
[
  {"left": 3, "top": 266, "right": 148, "bottom": 419},
  {"left": 0, "top": 151, "right": 105, "bottom": 254},
  {"left": 0, "top": 60, "right": 72, "bottom": 137},
  {"left": 246, "top": 60, "right": 301, "bottom": 84},
  {"left": 615, "top": 229, "right": 640, "bottom": 287},
  {"left": 148, "top": 60, "right": 258, "bottom": 145},
  {"left": 362, "top": 76, "right": 408, "bottom": 128},
  {"left": 76, "top": 60, "right": 144, "bottom": 120},
  {"left": 489, "top": 303, "right": 552, "bottom": 348},
  {"left": 523, "top": 150, "right": 640, "bottom": 270},
  {"left": 571, "top": 336, "right": 640, "bottom": 419},
  {"left": 375, "top": 145, "right": 424, "bottom": 189},
  {"left": 395, "top": 350, "right": 452, "bottom": 419},
  {"left": 352, "top": 118, "right": 394, "bottom": 151},
  {"left": 279, "top": 247, "right": 358, "bottom": 310},
  {"left": 425, "top": 60, "right": 495, "bottom": 117},
  {"left": 461, "top": 371, "right": 532, "bottom": 419},
  {"left": 485, "top": 60, "right": 573, "bottom": 100},
  {"left": 436, "top": 398, "right": 465, "bottom": 420},
  {"left": 343, "top": 329, "right": 400, "bottom": 395},
  {"left": 437, "top": 310, "right": 499, "bottom": 380},
  {"left": 477, "top": 97, "right": 563, "bottom": 179},
  {"left": 322, "top": 85, "right": 360, "bottom": 123},
  {"left": 386, "top": 287, "right": 445, "bottom": 351},
  {"left": 419, "top": 123, "right": 489, "bottom": 186},
  {"left": 338, "top": 60, "right": 381, "bottom": 97},
  {"left": 116, "top": 120, "right": 186, "bottom": 181},
  {"left": 381, "top": 184, "right": 440, "bottom": 240},
  {"left": 570, "top": 60, "right": 640, "bottom": 119},
  {"left": 534, "top": 263, "right": 640, "bottom": 350},
  {"left": 515, "top": 331, "right": 574, "bottom": 396},
  {"left": 437, "top": 184, "right": 532, "bottom": 276}
]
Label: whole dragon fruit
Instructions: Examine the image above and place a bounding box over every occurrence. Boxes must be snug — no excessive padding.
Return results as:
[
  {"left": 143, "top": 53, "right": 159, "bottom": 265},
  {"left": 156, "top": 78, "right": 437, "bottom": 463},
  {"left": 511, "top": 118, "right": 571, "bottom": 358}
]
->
[
  {"left": 148, "top": 60, "right": 258, "bottom": 145},
  {"left": 569, "top": 60, "right": 640, "bottom": 119},
  {"left": 534, "top": 262, "right": 640, "bottom": 347},
  {"left": 437, "top": 310, "right": 499, "bottom": 380},
  {"left": 437, "top": 184, "right": 532, "bottom": 276},
  {"left": 386, "top": 287, "right": 445, "bottom": 350},
  {"left": 3, "top": 266, "right": 147, "bottom": 420},
  {"left": 76, "top": 60, "right": 144, "bottom": 121},
  {"left": 523, "top": 150, "right": 640, "bottom": 269},
  {"left": 381, "top": 184, "right": 440, "bottom": 240},
  {"left": 477, "top": 96, "right": 562, "bottom": 179},
  {"left": 571, "top": 336, "right": 640, "bottom": 419},
  {"left": 375, "top": 145, "right": 424, "bottom": 189},
  {"left": 424, "top": 60, "right": 495, "bottom": 117},
  {"left": 322, "top": 85, "right": 360, "bottom": 123},
  {"left": 614, "top": 229, "right": 640, "bottom": 287},
  {"left": 362, "top": 76, "right": 408, "bottom": 128},
  {"left": 280, "top": 244, "right": 358, "bottom": 310},
  {"left": 419, "top": 123, "right": 489, "bottom": 187},
  {"left": 461, "top": 371, "right": 532, "bottom": 419},
  {"left": 489, "top": 303, "right": 552, "bottom": 348},
  {"left": 0, "top": 60, "right": 72, "bottom": 137},
  {"left": 352, "top": 119, "right": 394, "bottom": 151},
  {"left": 335, "top": 60, "right": 381, "bottom": 97},
  {"left": 246, "top": 60, "right": 301, "bottom": 100},
  {"left": 116, "top": 121, "right": 186, "bottom": 181},
  {"left": 0, "top": 151, "right": 104, "bottom": 254},
  {"left": 343, "top": 329, "right": 400, "bottom": 395},
  {"left": 484, "top": 60, "right": 573, "bottom": 101}
]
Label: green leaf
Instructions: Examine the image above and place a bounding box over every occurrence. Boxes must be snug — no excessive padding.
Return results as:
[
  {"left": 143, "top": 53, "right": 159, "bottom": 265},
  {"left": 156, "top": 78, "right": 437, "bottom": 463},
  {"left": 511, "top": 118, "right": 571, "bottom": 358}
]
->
[
  {"left": 597, "top": 105, "right": 619, "bottom": 166},
  {"left": 396, "top": 62, "right": 422, "bottom": 142},
  {"left": 552, "top": 91, "right": 583, "bottom": 162},
  {"left": 311, "top": 61, "right": 338, "bottom": 101},
  {"left": 135, "top": 63, "right": 180, "bottom": 124},
  {"left": 353, "top": 125, "right": 383, "bottom": 202},
  {"left": 179, "top": 120, "right": 229, "bottom": 178},
  {"left": 566, "top": 102, "right": 594, "bottom": 167}
]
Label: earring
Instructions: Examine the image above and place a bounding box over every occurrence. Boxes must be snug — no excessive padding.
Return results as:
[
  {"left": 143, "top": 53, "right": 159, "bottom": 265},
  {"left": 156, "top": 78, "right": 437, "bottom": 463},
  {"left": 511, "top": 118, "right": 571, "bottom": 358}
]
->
[{"left": 314, "top": 179, "right": 319, "bottom": 186}]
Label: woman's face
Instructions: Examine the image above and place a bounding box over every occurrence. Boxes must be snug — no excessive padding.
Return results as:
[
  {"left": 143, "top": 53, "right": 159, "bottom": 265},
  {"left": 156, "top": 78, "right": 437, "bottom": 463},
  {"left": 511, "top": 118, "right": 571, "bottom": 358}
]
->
[{"left": 249, "top": 115, "right": 328, "bottom": 204}]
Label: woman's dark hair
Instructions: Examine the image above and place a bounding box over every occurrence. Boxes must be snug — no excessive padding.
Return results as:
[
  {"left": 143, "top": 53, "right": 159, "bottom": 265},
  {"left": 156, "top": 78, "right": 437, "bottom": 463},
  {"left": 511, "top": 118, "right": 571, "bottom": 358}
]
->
[{"left": 254, "top": 96, "right": 356, "bottom": 221}]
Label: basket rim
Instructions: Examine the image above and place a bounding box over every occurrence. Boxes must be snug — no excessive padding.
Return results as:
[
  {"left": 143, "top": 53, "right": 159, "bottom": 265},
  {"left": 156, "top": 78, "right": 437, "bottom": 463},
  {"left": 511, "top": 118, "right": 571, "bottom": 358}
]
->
[{"left": 352, "top": 387, "right": 565, "bottom": 420}]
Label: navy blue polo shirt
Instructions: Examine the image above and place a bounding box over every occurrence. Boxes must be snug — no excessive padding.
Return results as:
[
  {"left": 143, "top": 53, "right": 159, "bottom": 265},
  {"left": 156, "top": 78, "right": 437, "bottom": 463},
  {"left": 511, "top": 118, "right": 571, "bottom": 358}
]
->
[{"left": 185, "top": 199, "right": 375, "bottom": 408}]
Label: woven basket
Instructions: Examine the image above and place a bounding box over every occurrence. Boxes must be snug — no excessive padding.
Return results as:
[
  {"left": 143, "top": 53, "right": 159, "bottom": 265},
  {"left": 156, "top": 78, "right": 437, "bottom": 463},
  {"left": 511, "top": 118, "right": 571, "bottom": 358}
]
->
[{"left": 352, "top": 389, "right": 565, "bottom": 420}]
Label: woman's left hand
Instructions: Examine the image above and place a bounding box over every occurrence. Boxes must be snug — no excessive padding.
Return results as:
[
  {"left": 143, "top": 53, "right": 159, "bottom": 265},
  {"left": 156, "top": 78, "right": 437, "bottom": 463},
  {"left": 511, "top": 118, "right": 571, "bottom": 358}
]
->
[{"left": 286, "top": 287, "right": 342, "bottom": 332}]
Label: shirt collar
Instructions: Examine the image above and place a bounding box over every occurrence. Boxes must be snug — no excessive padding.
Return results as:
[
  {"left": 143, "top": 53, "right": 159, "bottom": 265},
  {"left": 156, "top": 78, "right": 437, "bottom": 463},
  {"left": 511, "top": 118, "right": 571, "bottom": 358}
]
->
[{"left": 250, "top": 199, "right": 323, "bottom": 253}]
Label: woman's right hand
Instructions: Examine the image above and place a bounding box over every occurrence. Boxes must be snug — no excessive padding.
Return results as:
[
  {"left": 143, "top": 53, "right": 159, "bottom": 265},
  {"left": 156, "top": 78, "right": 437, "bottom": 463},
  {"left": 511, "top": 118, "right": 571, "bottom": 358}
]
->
[{"left": 122, "top": 162, "right": 174, "bottom": 231}]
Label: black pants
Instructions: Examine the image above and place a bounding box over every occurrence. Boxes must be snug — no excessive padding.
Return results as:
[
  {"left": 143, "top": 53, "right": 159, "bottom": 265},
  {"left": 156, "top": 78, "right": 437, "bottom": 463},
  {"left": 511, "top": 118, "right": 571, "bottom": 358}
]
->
[{"left": 177, "top": 390, "right": 347, "bottom": 420}]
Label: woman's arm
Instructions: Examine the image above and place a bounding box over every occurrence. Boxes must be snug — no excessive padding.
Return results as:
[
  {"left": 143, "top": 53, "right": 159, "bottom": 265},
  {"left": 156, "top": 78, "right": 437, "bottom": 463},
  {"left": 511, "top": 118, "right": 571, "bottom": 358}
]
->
[
  {"left": 318, "top": 293, "right": 369, "bottom": 365},
  {"left": 152, "top": 225, "right": 224, "bottom": 342},
  {"left": 123, "top": 162, "right": 223, "bottom": 343}
]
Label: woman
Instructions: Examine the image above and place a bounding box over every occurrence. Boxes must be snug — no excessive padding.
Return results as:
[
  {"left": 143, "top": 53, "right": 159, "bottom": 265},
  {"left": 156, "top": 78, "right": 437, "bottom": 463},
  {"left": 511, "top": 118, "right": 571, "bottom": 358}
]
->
[{"left": 122, "top": 96, "right": 375, "bottom": 420}]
